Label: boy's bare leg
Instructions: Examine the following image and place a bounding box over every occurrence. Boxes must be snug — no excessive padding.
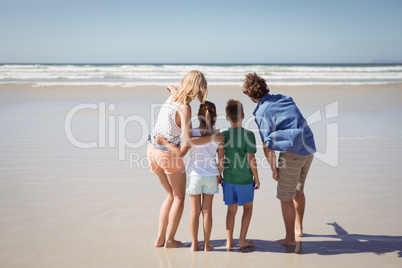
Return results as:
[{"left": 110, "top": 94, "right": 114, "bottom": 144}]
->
[
  {"left": 278, "top": 200, "right": 296, "bottom": 246},
  {"left": 190, "top": 194, "right": 201, "bottom": 251},
  {"left": 238, "top": 202, "right": 254, "bottom": 248},
  {"left": 202, "top": 193, "right": 214, "bottom": 251},
  {"left": 165, "top": 170, "right": 186, "bottom": 248},
  {"left": 294, "top": 193, "right": 305, "bottom": 237},
  {"left": 155, "top": 171, "right": 173, "bottom": 247},
  {"left": 226, "top": 203, "right": 238, "bottom": 249}
]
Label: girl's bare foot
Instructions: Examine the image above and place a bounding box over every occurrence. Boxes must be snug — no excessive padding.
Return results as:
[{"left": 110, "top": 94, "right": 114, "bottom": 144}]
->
[
  {"left": 165, "top": 239, "right": 184, "bottom": 248},
  {"left": 277, "top": 238, "right": 296, "bottom": 246},
  {"left": 190, "top": 241, "right": 200, "bottom": 251},
  {"left": 226, "top": 239, "right": 233, "bottom": 249},
  {"left": 295, "top": 224, "right": 303, "bottom": 237},
  {"left": 155, "top": 237, "right": 165, "bottom": 247},
  {"left": 238, "top": 239, "right": 254, "bottom": 249},
  {"left": 204, "top": 243, "right": 214, "bottom": 251}
]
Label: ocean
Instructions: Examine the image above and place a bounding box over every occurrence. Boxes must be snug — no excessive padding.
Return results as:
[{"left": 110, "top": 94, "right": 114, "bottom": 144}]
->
[{"left": 1, "top": 64, "right": 402, "bottom": 87}]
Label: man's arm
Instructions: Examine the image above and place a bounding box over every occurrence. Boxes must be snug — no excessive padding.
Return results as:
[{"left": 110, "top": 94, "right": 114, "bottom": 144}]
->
[
  {"left": 263, "top": 141, "right": 278, "bottom": 181},
  {"left": 247, "top": 152, "right": 260, "bottom": 189}
]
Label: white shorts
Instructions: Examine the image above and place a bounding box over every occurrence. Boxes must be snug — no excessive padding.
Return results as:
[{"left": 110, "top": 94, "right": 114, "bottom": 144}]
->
[{"left": 187, "top": 175, "right": 219, "bottom": 195}]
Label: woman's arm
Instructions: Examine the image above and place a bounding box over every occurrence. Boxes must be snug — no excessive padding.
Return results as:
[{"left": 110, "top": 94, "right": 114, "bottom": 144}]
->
[
  {"left": 167, "top": 85, "right": 179, "bottom": 95},
  {"left": 217, "top": 144, "right": 225, "bottom": 184},
  {"left": 154, "top": 135, "right": 189, "bottom": 157},
  {"left": 247, "top": 152, "right": 260, "bottom": 189}
]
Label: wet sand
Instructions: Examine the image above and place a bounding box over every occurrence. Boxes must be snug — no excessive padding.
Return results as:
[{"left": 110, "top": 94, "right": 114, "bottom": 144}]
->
[{"left": 0, "top": 84, "right": 401, "bottom": 267}]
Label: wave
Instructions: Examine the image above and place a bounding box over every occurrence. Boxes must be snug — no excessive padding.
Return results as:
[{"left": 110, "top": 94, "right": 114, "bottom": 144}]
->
[{"left": 1, "top": 64, "right": 402, "bottom": 86}]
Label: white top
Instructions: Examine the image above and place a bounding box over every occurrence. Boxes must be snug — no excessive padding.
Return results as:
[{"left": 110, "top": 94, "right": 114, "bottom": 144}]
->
[
  {"left": 149, "top": 95, "right": 182, "bottom": 152},
  {"left": 187, "top": 128, "right": 220, "bottom": 176}
]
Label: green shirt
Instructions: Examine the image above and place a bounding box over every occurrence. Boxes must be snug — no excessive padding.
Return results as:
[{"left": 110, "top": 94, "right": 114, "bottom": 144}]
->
[{"left": 222, "top": 127, "right": 257, "bottom": 185}]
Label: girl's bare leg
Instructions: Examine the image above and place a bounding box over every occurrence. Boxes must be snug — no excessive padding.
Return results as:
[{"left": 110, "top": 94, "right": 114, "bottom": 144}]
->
[
  {"left": 202, "top": 193, "right": 214, "bottom": 251},
  {"left": 190, "top": 194, "right": 201, "bottom": 251},
  {"left": 165, "top": 170, "right": 186, "bottom": 248},
  {"left": 155, "top": 171, "right": 173, "bottom": 247}
]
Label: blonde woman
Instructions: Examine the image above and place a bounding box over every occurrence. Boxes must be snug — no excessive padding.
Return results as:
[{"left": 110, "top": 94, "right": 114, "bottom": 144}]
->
[{"left": 147, "top": 70, "right": 224, "bottom": 248}]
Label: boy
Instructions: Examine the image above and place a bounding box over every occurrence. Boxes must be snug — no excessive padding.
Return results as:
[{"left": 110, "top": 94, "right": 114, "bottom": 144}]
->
[
  {"left": 242, "top": 73, "right": 316, "bottom": 246},
  {"left": 218, "top": 99, "right": 260, "bottom": 249}
]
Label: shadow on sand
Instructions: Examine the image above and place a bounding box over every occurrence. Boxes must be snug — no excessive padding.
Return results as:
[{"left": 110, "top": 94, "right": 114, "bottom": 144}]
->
[{"left": 206, "top": 222, "right": 402, "bottom": 256}]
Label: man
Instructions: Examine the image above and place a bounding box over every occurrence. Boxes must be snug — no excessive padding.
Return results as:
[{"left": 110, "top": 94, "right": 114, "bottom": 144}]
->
[{"left": 243, "top": 73, "right": 316, "bottom": 246}]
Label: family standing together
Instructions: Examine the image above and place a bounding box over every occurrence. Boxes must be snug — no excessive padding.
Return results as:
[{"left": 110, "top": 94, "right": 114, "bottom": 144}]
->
[{"left": 147, "top": 70, "right": 316, "bottom": 251}]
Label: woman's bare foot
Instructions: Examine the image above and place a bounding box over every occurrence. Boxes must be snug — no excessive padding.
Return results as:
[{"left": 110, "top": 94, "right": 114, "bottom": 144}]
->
[
  {"left": 154, "top": 237, "right": 165, "bottom": 247},
  {"left": 226, "top": 239, "right": 233, "bottom": 249},
  {"left": 165, "top": 239, "right": 184, "bottom": 248},
  {"left": 190, "top": 241, "right": 200, "bottom": 251},
  {"left": 204, "top": 243, "right": 214, "bottom": 251},
  {"left": 277, "top": 238, "right": 296, "bottom": 246},
  {"left": 238, "top": 239, "right": 254, "bottom": 249},
  {"left": 295, "top": 224, "right": 303, "bottom": 237}
]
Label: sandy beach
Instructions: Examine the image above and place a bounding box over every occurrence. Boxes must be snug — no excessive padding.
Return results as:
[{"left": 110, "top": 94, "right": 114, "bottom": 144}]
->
[{"left": 0, "top": 84, "right": 401, "bottom": 267}]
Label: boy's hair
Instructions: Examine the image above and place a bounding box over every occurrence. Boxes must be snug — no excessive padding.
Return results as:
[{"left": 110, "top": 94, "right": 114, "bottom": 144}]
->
[
  {"left": 243, "top": 73, "right": 269, "bottom": 99},
  {"left": 198, "top": 101, "right": 217, "bottom": 136},
  {"left": 173, "top": 70, "right": 208, "bottom": 104},
  {"left": 226, "top": 99, "right": 244, "bottom": 123}
]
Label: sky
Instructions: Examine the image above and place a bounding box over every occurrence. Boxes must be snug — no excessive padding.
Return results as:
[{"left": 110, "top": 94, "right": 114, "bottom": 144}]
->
[{"left": 0, "top": 0, "right": 402, "bottom": 64}]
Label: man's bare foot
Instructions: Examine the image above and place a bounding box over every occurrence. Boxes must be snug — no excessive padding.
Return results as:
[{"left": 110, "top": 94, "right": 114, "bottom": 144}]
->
[
  {"left": 238, "top": 239, "right": 254, "bottom": 249},
  {"left": 155, "top": 237, "right": 165, "bottom": 247},
  {"left": 204, "top": 243, "right": 214, "bottom": 251},
  {"left": 190, "top": 241, "right": 200, "bottom": 251},
  {"left": 226, "top": 239, "right": 234, "bottom": 249},
  {"left": 277, "top": 238, "right": 296, "bottom": 246},
  {"left": 165, "top": 239, "right": 184, "bottom": 248}
]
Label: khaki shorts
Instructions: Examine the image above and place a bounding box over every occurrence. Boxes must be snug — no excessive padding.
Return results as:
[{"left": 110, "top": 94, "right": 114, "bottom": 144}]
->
[
  {"left": 147, "top": 144, "right": 185, "bottom": 174},
  {"left": 277, "top": 151, "right": 314, "bottom": 201}
]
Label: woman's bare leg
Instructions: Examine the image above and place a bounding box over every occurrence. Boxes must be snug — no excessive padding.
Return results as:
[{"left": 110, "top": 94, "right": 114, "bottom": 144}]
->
[
  {"left": 202, "top": 193, "right": 214, "bottom": 251},
  {"left": 155, "top": 171, "right": 173, "bottom": 247},
  {"left": 190, "top": 194, "right": 201, "bottom": 251},
  {"left": 165, "top": 170, "right": 186, "bottom": 248}
]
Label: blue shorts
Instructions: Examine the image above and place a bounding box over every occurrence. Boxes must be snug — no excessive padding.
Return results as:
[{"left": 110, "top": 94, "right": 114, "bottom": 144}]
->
[
  {"left": 187, "top": 175, "right": 219, "bottom": 195},
  {"left": 222, "top": 181, "right": 254, "bottom": 206}
]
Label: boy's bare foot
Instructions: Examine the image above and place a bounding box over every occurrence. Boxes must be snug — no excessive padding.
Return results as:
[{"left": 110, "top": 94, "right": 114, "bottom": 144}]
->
[
  {"left": 226, "top": 239, "right": 234, "bottom": 249},
  {"left": 277, "top": 238, "right": 296, "bottom": 246},
  {"left": 154, "top": 237, "right": 165, "bottom": 247},
  {"left": 190, "top": 241, "right": 200, "bottom": 251},
  {"left": 295, "top": 225, "right": 303, "bottom": 237},
  {"left": 165, "top": 239, "right": 184, "bottom": 248},
  {"left": 204, "top": 243, "right": 214, "bottom": 251},
  {"left": 238, "top": 239, "right": 254, "bottom": 249}
]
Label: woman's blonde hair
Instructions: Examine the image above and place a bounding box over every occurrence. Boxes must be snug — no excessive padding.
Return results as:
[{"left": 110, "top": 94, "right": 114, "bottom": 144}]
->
[{"left": 173, "top": 70, "right": 208, "bottom": 104}]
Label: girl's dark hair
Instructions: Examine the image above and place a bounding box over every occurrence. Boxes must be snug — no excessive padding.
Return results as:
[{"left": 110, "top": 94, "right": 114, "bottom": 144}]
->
[
  {"left": 243, "top": 73, "right": 269, "bottom": 99},
  {"left": 198, "top": 101, "right": 217, "bottom": 136}
]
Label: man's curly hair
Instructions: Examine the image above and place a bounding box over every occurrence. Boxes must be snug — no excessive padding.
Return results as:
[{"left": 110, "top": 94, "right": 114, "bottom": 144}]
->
[{"left": 243, "top": 73, "right": 269, "bottom": 99}]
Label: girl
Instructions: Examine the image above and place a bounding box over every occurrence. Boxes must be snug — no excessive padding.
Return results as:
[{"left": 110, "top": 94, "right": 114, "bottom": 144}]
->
[
  {"left": 147, "top": 70, "right": 224, "bottom": 248},
  {"left": 156, "top": 101, "right": 223, "bottom": 251}
]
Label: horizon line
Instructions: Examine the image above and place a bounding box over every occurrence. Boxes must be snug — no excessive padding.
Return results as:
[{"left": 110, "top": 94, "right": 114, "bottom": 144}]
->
[{"left": 1, "top": 62, "right": 402, "bottom": 65}]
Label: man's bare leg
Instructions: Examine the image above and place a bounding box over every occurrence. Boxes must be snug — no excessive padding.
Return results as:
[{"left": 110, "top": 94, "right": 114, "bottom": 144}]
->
[
  {"left": 154, "top": 171, "right": 173, "bottom": 247},
  {"left": 294, "top": 193, "right": 305, "bottom": 237},
  {"left": 226, "top": 203, "right": 238, "bottom": 249},
  {"left": 165, "top": 170, "right": 186, "bottom": 248},
  {"left": 278, "top": 200, "right": 296, "bottom": 246}
]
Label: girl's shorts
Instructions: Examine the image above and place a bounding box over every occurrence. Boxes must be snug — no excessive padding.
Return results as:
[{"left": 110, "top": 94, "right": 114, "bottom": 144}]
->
[{"left": 187, "top": 175, "right": 219, "bottom": 195}]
